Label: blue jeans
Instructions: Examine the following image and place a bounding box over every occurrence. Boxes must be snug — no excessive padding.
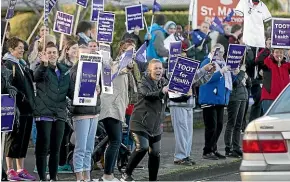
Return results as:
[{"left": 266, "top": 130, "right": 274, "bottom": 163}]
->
[
  {"left": 73, "top": 117, "right": 98, "bottom": 173},
  {"left": 262, "top": 100, "right": 274, "bottom": 114}
]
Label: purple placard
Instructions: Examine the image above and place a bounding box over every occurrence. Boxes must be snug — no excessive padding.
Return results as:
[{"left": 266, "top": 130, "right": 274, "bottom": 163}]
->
[
  {"left": 76, "top": 0, "right": 88, "bottom": 7},
  {"left": 226, "top": 44, "right": 246, "bottom": 70},
  {"left": 125, "top": 4, "right": 144, "bottom": 32},
  {"left": 53, "top": 11, "right": 74, "bottom": 35},
  {"left": 97, "top": 12, "right": 115, "bottom": 44},
  {"left": 135, "top": 42, "right": 147, "bottom": 63},
  {"left": 44, "top": 0, "right": 57, "bottom": 25},
  {"left": 112, "top": 49, "right": 134, "bottom": 80},
  {"left": 1, "top": 95, "right": 15, "bottom": 132},
  {"left": 271, "top": 18, "right": 290, "bottom": 49},
  {"left": 168, "top": 57, "right": 200, "bottom": 94},
  {"left": 210, "top": 47, "right": 221, "bottom": 63},
  {"left": 168, "top": 41, "right": 182, "bottom": 73},
  {"left": 5, "top": 0, "right": 17, "bottom": 20},
  {"left": 78, "top": 62, "right": 98, "bottom": 98},
  {"left": 102, "top": 65, "right": 112, "bottom": 87},
  {"left": 91, "top": 0, "right": 104, "bottom": 22}
]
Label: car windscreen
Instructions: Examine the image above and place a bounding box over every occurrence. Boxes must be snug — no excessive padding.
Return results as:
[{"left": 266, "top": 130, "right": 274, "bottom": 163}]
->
[{"left": 268, "top": 85, "right": 290, "bottom": 115}]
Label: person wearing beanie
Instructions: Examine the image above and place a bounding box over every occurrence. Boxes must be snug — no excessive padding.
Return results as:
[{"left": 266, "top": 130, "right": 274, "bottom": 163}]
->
[{"left": 146, "top": 14, "right": 169, "bottom": 63}]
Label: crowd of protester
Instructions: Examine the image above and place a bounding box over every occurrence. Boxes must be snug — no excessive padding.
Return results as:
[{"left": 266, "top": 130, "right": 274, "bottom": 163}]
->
[{"left": 1, "top": 11, "right": 290, "bottom": 182}]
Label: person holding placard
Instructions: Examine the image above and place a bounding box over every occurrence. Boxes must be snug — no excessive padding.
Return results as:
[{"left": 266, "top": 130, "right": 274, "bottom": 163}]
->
[
  {"left": 33, "top": 42, "right": 74, "bottom": 181},
  {"left": 88, "top": 40, "right": 99, "bottom": 54},
  {"left": 76, "top": 21, "right": 93, "bottom": 46},
  {"left": 2, "top": 37, "right": 36, "bottom": 181},
  {"left": 69, "top": 46, "right": 101, "bottom": 181},
  {"left": 59, "top": 40, "right": 79, "bottom": 69},
  {"left": 256, "top": 48, "right": 290, "bottom": 113},
  {"left": 122, "top": 26, "right": 143, "bottom": 50},
  {"left": 98, "top": 39, "right": 136, "bottom": 182},
  {"left": 199, "top": 44, "right": 233, "bottom": 160},
  {"left": 27, "top": 25, "right": 49, "bottom": 56}
]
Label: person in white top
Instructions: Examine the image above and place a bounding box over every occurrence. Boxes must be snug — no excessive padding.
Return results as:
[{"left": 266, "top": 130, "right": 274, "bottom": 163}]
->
[{"left": 234, "top": 0, "right": 272, "bottom": 48}]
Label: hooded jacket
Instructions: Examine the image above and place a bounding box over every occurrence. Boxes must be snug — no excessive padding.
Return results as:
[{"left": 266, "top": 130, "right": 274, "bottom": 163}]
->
[
  {"left": 257, "top": 55, "right": 290, "bottom": 101},
  {"left": 2, "top": 53, "right": 35, "bottom": 115},
  {"left": 146, "top": 23, "right": 169, "bottom": 62}
]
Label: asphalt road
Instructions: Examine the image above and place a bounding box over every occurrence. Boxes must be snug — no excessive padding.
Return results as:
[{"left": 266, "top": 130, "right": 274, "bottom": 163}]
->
[{"left": 195, "top": 172, "right": 241, "bottom": 181}]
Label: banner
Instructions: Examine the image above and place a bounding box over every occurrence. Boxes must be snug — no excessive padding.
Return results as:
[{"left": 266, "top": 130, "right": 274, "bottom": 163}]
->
[
  {"left": 226, "top": 44, "right": 246, "bottom": 70},
  {"left": 91, "top": 0, "right": 104, "bottom": 22},
  {"left": 76, "top": 0, "right": 88, "bottom": 7},
  {"left": 112, "top": 49, "right": 134, "bottom": 80},
  {"left": 168, "top": 41, "right": 182, "bottom": 73},
  {"left": 125, "top": 4, "right": 144, "bottom": 32},
  {"left": 53, "top": 11, "right": 74, "bottom": 35},
  {"left": 196, "top": 0, "right": 242, "bottom": 27},
  {"left": 210, "top": 47, "right": 221, "bottom": 63},
  {"left": 73, "top": 53, "right": 102, "bottom": 106},
  {"left": 97, "top": 12, "right": 115, "bottom": 44},
  {"left": 168, "top": 57, "right": 200, "bottom": 94},
  {"left": 1, "top": 95, "right": 15, "bottom": 132},
  {"left": 135, "top": 42, "right": 147, "bottom": 63},
  {"left": 271, "top": 18, "right": 290, "bottom": 49},
  {"left": 6, "top": 0, "right": 17, "bottom": 20}
]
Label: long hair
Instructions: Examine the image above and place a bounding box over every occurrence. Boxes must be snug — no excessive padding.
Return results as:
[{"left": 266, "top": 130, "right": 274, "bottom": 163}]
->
[{"left": 117, "top": 38, "right": 136, "bottom": 58}]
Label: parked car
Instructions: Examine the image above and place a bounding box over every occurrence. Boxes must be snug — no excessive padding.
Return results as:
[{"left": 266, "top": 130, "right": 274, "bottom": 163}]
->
[{"left": 240, "top": 83, "right": 290, "bottom": 181}]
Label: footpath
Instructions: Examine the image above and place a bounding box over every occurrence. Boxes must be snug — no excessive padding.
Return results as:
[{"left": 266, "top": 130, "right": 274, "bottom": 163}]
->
[{"left": 23, "top": 127, "right": 241, "bottom": 181}]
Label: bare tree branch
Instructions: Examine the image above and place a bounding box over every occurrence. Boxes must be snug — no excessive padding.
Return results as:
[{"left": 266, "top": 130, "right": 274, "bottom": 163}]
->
[{"left": 21, "top": 0, "right": 41, "bottom": 16}]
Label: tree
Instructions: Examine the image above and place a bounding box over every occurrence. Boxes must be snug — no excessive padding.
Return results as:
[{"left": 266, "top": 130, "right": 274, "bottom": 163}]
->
[{"left": 263, "top": 0, "right": 282, "bottom": 12}]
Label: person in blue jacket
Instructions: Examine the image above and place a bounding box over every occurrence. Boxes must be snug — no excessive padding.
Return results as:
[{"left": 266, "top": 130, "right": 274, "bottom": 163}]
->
[
  {"left": 199, "top": 43, "right": 233, "bottom": 160},
  {"left": 146, "top": 14, "right": 169, "bottom": 63}
]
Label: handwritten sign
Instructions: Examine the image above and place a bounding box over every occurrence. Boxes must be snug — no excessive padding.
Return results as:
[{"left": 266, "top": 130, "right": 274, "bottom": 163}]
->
[
  {"left": 97, "top": 12, "right": 115, "bottom": 44},
  {"left": 271, "top": 18, "right": 290, "bottom": 49},
  {"left": 53, "top": 11, "right": 74, "bottom": 35},
  {"left": 125, "top": 4, "right": 144, "bottom": 32},
  {"left": 168, "top": 57, "right": 200, "bottom": 94},
  {"left": 226, "top": 44, "right": 246, "bottom": 70}
]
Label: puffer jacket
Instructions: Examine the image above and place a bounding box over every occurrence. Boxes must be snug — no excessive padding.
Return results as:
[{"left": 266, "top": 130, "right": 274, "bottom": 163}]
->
[
  {"left": 69, "top": 63, "right": 101, "bottom": 116},
  {"left": 130, "top": 75, "right": 168, "bottom": 137},
  {"left": 33, "top": 63, "right": 73, "bottom": 121}
]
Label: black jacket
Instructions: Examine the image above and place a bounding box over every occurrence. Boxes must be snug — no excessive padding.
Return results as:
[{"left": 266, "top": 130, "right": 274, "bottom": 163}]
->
[
  {"left": 69, "top": 64, "right": 101, "bottom": 116},
  {"left": 130, "top": 75, "right": 168, "bottom": 137},
  {"left": 33, "top": 63, "right": 73, "bottom": 121},
  {"left": 3, "top": 53, "right": 35, "bottom": 115},
  {"left": 230, "top": 71, "right": 249, "bottom": 101}
]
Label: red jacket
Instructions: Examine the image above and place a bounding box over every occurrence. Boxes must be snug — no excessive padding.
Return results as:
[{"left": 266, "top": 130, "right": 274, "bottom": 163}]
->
[{"left": 257, "top": 55, "right": 290, "bottom": 101}]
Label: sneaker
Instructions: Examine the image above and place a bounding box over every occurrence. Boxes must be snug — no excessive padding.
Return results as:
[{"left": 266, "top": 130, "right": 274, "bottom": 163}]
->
[
  {"left": 185, "top": 157, "right": 196, "bottom": 165},
  {"left": 17, "top": 169, "right": 36, "bottom": 181},
  {"left": 120, "top": 173, "right": 135, "bottom": 182},
  {"left": 214, "top": 151, "right": 226, "bottom": 159},
  {"left": 228, "top": 151, "right": 241, "bottom": 158},
  {"left": 7, "top": 169, "right": 23, "bottom": 181},
  {"left": 225, "top": 150, "right": 232, "bottom": 157},
  {"left": 58, "top": 164, "right": 73, "bottom": 174},
  {"left": 97, "top": 177, "right": 120, "bottom": 181},
  {"left": 202, "top": 153, "right": 218, "bottom": 160},
  {"left": 174, "top": 159, "right": 192, "bottom": 166},
  {"left": 234, "top": 149, "right": 243, "bottom": 157}
]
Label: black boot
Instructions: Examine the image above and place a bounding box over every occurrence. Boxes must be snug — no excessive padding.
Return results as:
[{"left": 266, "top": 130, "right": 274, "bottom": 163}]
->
[{"left": 148, "top": 154, "right": 160, "bottom": 181}]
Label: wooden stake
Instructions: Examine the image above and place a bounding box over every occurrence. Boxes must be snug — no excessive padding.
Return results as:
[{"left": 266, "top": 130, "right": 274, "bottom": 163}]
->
[
  {"left": 73, "top": 6, "right": 82, "bottom": 36},
  {"left": 1, "top": 21, "right": 9, "bottom": 52},
  {"left": 27, "top": 13, "right": 45, "bottom": 44}
]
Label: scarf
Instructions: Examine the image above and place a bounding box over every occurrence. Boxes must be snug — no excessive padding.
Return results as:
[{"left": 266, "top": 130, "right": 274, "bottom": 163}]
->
[
  {"left": 214, "top": 59, "right": 233, "bottom": 91},
  {"left": 78, "top": 32, "right": 91, "bottom": 44}
]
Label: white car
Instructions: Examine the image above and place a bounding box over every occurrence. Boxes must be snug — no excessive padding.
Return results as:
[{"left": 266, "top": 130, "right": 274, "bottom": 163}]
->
[{"left": 240, "top": 83, "right": 290, "bottom": 181}]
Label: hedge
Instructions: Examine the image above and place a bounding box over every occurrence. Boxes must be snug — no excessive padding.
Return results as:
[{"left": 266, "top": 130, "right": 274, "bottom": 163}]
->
[{"left": 8, "top": 11, "right": 290, "bottom": 58}]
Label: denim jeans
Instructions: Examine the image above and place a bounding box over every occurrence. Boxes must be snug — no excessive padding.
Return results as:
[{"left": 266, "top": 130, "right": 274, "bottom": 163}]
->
[
  {"left": 32, "top": 119, "right": 37, "bottom": 145},
  {"left": 73, "top": 117, "right": 98, "bottom": 173}
]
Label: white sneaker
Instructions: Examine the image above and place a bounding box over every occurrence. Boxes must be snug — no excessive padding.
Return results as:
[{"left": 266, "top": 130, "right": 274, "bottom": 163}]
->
[{"left": 95, "top": 177, "right": 120, "bottom": 181}]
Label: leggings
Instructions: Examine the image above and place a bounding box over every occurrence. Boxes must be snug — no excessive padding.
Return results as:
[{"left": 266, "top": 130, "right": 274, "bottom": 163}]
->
[
  {"left": 102, "top": 118, "right": 122, "bottom": 175},
  {"left": 125, "top": 131, "right": 161, "bottom": 181}
]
